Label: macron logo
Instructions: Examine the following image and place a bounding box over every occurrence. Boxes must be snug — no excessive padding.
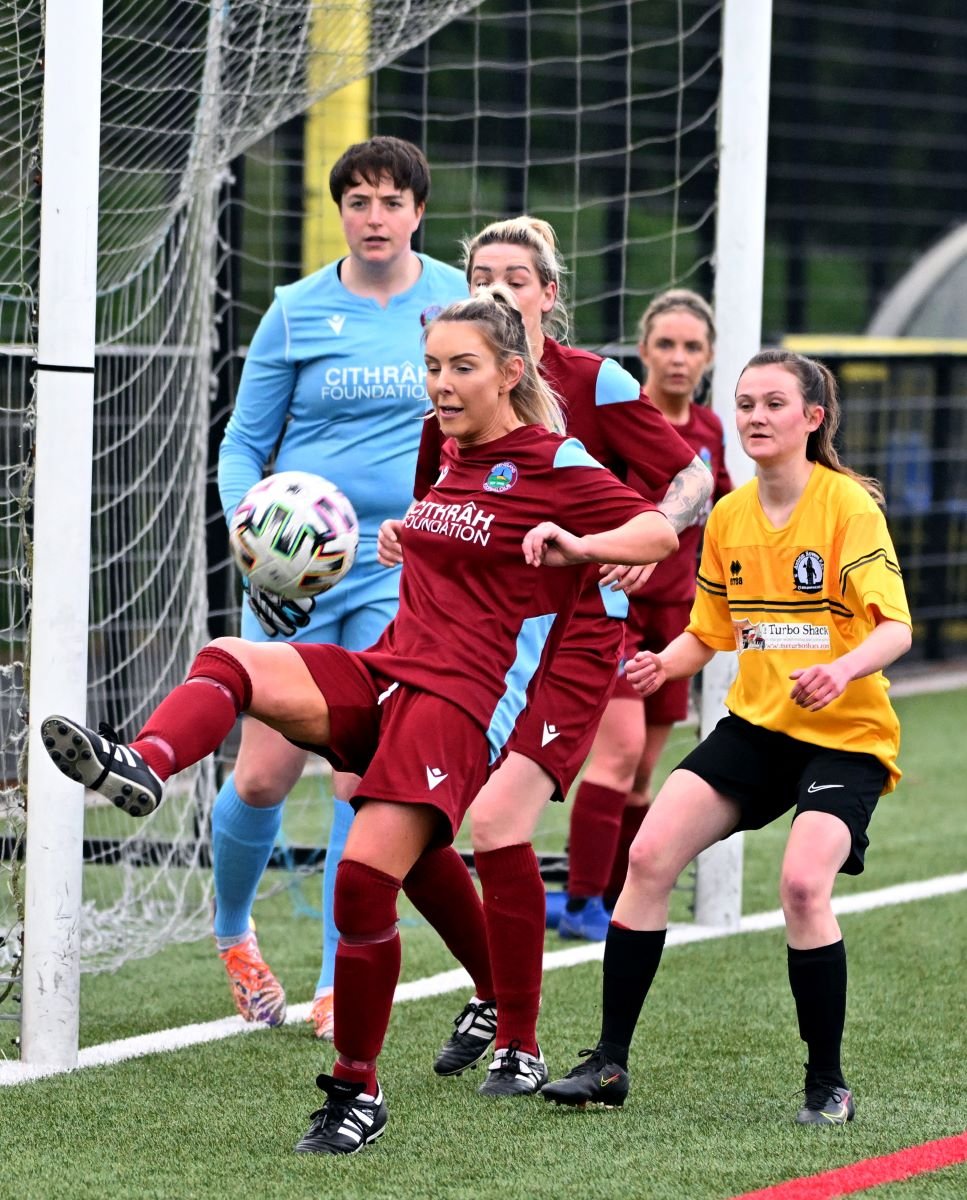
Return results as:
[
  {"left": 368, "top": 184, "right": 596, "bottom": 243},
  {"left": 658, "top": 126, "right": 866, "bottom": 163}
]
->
[
  {"left": 541, "top": 722, "right": 560, "bottom": 747},
  {"left": 426, "top": 766, "right": 448, "bottom": 791},
  {"left": 327, "top": 314, "right": 346, "bottom": 334}
]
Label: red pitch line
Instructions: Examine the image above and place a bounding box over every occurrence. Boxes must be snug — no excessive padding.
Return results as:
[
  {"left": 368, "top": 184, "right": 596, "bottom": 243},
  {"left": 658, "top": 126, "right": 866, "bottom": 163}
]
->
[{"left": 729, "top": 1130, "right": 967, "bottom": 1199}]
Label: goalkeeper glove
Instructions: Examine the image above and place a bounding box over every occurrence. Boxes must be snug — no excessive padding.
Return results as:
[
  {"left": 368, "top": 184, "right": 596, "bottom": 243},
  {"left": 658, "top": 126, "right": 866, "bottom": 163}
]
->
[{"left": 244, "top": 580, "right": 315, "bottom": 639}]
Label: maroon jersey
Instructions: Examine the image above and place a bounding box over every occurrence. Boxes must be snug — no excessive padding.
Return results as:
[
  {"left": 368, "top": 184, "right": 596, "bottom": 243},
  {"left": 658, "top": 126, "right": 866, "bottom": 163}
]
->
[
  {"left": 361, "top": 424, "right": 657, "bottom": 760},
  {"left": 629, "top": 402, "right": 732, "bottom": 603},
  {"left": 415, "top": 338, "right": 694, "bottom": 628}
]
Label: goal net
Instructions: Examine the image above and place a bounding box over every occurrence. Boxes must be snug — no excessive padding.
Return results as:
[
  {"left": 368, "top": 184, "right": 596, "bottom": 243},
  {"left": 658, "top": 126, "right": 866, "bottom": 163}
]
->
[
  {"left": 0, "top": 0, "right": 489, "bottom": 998},
  {"left": 1, "top": 0, "right": 723, "bottom": 1028}
]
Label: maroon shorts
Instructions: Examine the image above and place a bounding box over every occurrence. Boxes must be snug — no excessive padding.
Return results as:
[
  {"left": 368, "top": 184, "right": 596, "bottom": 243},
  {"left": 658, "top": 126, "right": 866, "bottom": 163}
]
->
[
  {"left": 505, "top": 617, "right": 623, "bottom": 802},
  {"left": 291, "top": 643, "right": 490, "bottom": 842},
  {"left": 612, "top": 599, "right": 693, "bottom": 724}
]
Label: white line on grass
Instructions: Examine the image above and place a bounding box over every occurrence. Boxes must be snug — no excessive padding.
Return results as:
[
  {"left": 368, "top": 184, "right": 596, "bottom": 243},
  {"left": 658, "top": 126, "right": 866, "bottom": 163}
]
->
[{"left": 2, "top": 870, "right": 965, "bottom": 1087}]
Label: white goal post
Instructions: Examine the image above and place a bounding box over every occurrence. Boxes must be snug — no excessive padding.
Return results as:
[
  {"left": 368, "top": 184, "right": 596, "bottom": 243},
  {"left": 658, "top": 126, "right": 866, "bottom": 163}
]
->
[
  {"left": 9, "top": 0, "right": 774, "bottom": 1070},
  {"left": 696, "top": 0, "right": 773, "bottom": 927},
  {"left": 21, "top": 0, "right": 103, "bottom": 1069}
]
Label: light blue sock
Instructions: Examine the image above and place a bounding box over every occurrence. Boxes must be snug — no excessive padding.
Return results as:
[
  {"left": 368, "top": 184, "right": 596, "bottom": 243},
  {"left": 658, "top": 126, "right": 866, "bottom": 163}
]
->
[
  {"left": 211, "top": 774, "right": 285, "bottom": 939},
  {"left": 316, "top": 797, "right": 354, "bottom": 992}
]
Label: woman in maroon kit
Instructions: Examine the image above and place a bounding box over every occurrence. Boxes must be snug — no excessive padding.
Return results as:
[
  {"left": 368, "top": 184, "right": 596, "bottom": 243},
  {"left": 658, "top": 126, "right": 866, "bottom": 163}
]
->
[
  {"left": 40, "top": 285, "right": 677, "bottom": 1155},
  {"left": 379, "top": 219, "right": 712, "bottom": 1096}
]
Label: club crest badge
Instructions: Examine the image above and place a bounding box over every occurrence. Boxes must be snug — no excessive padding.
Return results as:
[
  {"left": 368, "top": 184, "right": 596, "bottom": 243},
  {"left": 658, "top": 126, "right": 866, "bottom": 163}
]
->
[
  {"left": 793, "top": 550, "right": 824, "bottom": 594},
  {"left": 483, "top": 461, "right": 518, "bottom": 493}
]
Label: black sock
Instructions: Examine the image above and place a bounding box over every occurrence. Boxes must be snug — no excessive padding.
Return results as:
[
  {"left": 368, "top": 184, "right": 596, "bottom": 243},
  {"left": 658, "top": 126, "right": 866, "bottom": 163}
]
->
[
  {"left": 598, "top": 926, "right": 666, "bottom": 1068},
  {"left": 787, "top": 940, "right": 848, "bottom": 1088},
  {"left": 565, "top": 896, "right": 589, "bottom": 913}
]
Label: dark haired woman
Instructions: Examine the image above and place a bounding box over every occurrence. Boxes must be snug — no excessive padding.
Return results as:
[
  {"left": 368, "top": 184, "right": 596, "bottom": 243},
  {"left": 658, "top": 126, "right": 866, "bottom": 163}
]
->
[{"left": 543, "top": 350, "right": 911, "bottom": 1125}]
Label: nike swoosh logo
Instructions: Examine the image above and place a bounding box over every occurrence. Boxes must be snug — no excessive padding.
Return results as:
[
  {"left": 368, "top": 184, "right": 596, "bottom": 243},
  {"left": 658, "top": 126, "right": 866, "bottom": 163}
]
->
[
  {"left": 820, "top": 1102, "right": 850, "bottom": 1123},
  {"left": 541, "top": 722, "right": 560, "bottom": 747},
  {"left": 599, "top": 1073, "right": 622, "bottom": 1087},
  {"left": 426, "top": 766, "right": 448, "bottom": 791},
  {"left": 807, "top": 782, "right": 844, "bottom": 793}
]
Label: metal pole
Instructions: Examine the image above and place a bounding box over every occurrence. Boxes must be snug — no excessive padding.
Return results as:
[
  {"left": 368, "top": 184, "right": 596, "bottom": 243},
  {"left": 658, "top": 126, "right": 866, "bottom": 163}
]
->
[
  {"left": 21, "top": 0, "right": 104, "bottom": 1066},
  {"left": 694, "top": 0, "right": 773, "bottom": 928}
]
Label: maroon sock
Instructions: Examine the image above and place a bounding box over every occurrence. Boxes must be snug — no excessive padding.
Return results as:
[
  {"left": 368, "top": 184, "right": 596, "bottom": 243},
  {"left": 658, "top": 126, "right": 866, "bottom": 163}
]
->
[
  {"left": 474, "top": 843, "right": 545, "bottom": 1055},
  {"left": 130, "top": 646, "right": 251, "bottom": 779},
  {"left": 605, "top": 805, "right": 649, "bottom": 906},
  {"left": 331, "top": 859, "right": 403, "bottom": 1095},
  {"left": 567, "top": 781, "right": 628, "bottom": 897},
  {"left": 403, "top": 845, "right": 494, "bottom": 1000}
]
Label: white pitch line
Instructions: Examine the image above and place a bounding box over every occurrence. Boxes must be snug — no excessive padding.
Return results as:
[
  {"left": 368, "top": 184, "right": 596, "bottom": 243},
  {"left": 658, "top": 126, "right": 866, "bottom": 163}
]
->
[{"left": 2, "top": 870, "right": 965, "bottom": 1087}]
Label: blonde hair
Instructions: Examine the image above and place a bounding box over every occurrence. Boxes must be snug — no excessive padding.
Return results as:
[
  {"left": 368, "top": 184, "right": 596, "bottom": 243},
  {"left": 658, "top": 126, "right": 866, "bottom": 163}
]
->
[
  {"left": 742, "top": 349, "right": 885, "bottom": 505},
  {"left": 461, "top": 216, "right": 570, "bottom": 341},
  {"left": 637, "top": 288, "right": 716, "bottom": 346},
  {"left": 425, "top": 284, "right": 566, "bottom": 435}
]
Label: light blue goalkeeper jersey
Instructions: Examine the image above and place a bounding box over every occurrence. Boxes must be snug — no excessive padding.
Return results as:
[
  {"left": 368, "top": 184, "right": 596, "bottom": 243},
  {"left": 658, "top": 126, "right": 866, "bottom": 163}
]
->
[{"left": 219, "top": 252, "right": 467, "bottom": 644}]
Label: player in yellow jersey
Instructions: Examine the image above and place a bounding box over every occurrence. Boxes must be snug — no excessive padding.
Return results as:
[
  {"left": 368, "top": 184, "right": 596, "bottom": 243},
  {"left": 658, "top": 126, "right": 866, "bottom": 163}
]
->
[{"left": 542, "top": 348, "right": 912, "bottom": 1126}]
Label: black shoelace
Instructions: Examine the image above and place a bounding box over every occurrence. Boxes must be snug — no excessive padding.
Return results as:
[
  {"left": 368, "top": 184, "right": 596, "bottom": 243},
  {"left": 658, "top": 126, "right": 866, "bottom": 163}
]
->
[
  {"left": 566, "top": 1047, "right": 606, "bottom": 1077},
  {"left": 801, "top": 1080, "right": 845, "bottom": 1110},
  {"left": 308, "top": 1096, "right": 362, "bottom": 1138},
  {"left": 495, "top": 1039, "right": 524, "bottom": 1074},
  {"left": 90, "top": 721, "right": 124, "bottom": 790},
  {"left": 453, "top": 999, "right": 494, "bottom": 1040}
]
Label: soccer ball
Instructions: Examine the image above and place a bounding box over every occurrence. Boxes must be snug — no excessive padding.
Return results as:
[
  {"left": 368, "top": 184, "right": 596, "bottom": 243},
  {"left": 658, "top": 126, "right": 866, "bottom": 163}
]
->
[{"left": 229, "top": 471, "right": 359, "bottom": 600}]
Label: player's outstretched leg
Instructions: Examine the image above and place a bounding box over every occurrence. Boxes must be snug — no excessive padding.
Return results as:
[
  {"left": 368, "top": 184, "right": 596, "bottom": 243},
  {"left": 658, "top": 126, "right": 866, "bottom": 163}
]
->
[
  {"left": 294, "top": 1073, "right": 387, "bottom": 1155},
  {"left": 540, "top": 1046, "right": 629, "bottom": 1108},
  {"left": 41, "top": 716, "right": 163, "bottom": 817},
  {"left": 42, "top": 645, "right": 253, "bottom": 818}
]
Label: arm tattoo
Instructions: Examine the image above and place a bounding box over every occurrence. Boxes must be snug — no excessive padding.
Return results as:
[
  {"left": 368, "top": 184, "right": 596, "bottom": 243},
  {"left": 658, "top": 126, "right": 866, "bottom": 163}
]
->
[{"left": 657, "top": 456, "right": 713, "bottom": 534}]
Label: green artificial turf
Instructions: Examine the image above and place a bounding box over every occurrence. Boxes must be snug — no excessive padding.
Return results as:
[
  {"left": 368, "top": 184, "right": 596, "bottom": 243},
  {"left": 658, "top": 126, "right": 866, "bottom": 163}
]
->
[{"left": 1, "top": 689, "right": 964, "bottom": 1198}]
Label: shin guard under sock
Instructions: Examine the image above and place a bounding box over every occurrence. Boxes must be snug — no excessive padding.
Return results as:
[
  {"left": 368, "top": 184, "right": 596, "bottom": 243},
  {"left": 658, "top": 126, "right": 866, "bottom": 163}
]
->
[
  {"left": 599, "top": 924, "right": 667, "bottom": 1067},
  {"left": 474, "top": 843, "right": 545, "bottom": 1055},
  {"left": 567, "top": 781, "right": 628, "bottom": 898},
  {"left": 211, "top": 776, "right": 283, "bottom": 939},
  {"left": 788, "top": 940, "right": 848, "bottom": 1086},
  {"left": 132, "top": 646, "right": 252, "bottom": 778},
  {"left": 403, "top": 845, "right": 495, "bottom": 1000},
  {"left": 317, "top": 797, "right": 354, "bottom": 993},
  {"left": 331, "top": 859, "right": 402, "bottom": 1093}
]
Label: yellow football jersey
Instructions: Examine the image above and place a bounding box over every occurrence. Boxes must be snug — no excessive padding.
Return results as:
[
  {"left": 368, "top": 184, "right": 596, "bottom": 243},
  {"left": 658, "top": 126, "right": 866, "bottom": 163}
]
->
[{"left": 687, "top": 464, "right": 911, "bottom": 791}]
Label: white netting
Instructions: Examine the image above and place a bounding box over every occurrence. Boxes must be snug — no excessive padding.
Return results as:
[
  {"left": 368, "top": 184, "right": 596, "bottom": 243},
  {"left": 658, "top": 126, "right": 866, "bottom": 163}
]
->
[
  {"left": 0, "top": 1, "right": 41, "bottom": 1013},
  {"left": 0, "top": 0, "right": 487, "bottom": 996},
  {"left": 372, "top": 0, "right": 722, "bottom": 351},
  {"left": 1, "top": 0, "right": 720, "bottom": 1024}
]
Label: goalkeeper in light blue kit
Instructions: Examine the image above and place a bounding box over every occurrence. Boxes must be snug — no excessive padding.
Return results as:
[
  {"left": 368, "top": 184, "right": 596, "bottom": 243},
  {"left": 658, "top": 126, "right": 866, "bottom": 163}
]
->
[{"left": 215, "top": 136, "right": 467, "bottom": 1037}]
